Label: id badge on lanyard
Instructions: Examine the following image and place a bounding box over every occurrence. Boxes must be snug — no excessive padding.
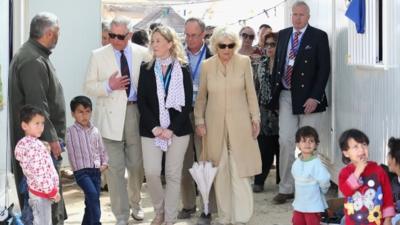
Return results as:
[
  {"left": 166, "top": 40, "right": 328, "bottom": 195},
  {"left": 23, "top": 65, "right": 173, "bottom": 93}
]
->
[{"left": 188, "top": 46, "right": 206, "bottom": 81}]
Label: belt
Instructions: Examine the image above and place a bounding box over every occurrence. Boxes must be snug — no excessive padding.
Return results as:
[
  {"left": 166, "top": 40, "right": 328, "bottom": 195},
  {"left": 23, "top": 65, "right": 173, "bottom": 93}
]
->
[{"left": 127, "top": 101, "right": 137, "bottom": 105}]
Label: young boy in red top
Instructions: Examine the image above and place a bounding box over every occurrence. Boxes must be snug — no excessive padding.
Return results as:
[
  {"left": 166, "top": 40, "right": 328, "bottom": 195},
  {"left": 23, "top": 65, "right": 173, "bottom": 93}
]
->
[
  {"left": 338, "top": 129, "right": 395, "bottom": 225},
  {"left": 14, "top": 105, "right": 60, "bottom": 225}
]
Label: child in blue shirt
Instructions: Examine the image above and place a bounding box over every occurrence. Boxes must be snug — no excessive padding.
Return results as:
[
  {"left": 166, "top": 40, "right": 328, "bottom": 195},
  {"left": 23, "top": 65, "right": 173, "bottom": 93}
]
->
[{"left": 291, "top": 126, "right": 331, "bottom": 225}]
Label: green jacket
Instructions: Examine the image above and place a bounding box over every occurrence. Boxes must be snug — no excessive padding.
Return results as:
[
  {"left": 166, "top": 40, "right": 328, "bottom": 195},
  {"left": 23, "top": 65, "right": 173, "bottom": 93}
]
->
[{"left": 8, "top": 38, "right": 66, "bottom": 148}]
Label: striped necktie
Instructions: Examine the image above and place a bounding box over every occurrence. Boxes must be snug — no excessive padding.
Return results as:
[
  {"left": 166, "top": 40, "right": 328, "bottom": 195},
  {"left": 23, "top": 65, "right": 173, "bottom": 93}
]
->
[{"left": 284, "top": 31, "right": 301, "bottom": 89}]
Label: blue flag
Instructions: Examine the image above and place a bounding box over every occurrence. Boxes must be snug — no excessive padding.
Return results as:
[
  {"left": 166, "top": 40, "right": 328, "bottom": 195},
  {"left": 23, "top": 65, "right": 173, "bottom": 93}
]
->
[{"left": 345, "top": 0, "right": 366, "bottom": 34}]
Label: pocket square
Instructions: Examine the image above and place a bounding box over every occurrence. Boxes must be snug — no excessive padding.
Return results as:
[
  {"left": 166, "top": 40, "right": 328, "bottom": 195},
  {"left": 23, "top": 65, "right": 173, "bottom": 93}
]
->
[{"left": 305, "top": 45, "right": 312, "bottom": 50}]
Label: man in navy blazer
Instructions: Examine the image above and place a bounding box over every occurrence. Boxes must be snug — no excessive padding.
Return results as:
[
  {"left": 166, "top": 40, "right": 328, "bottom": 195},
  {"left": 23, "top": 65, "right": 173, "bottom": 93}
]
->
[{"left": 271, "top": 1, "right": 331, "bottom": 204}]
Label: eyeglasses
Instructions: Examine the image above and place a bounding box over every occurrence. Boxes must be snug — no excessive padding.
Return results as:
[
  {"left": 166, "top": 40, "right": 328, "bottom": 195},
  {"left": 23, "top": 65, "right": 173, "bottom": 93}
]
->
[
  {"left": 108, "top": 32, "right": 129, "bottom": 40},
  {"left": 265, "top": 42, "right": 276, "bottom": 48},
  {"left": 218, "top": 43, "right": 235, "bottom": 49},
  {"left": 241, "top": 33, "right": 255, "bottom": 40}
]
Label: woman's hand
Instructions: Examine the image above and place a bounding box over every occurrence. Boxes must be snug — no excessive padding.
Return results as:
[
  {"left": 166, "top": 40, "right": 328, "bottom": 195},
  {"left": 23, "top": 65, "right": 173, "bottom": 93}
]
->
[
  {"left": 252, "top": 121, "right": 260, "bottom": 139},
  {"left": 196, "top": 125, "right": 207, "bottom": 137},
  {"left": 160, "top": 128, "right": 173, "bottom": 140},
  {"left": 152, "top": 126, "right": 163, "bottom": 137}
]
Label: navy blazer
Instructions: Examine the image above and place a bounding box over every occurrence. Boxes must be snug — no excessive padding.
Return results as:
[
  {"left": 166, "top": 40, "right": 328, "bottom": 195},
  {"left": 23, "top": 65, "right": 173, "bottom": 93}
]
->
[
  {"left": 137, "top": 61, "right": 193, "bottom": 138},
  {"left": 271, "top": 25, "right": 331, "bottom": 114}
]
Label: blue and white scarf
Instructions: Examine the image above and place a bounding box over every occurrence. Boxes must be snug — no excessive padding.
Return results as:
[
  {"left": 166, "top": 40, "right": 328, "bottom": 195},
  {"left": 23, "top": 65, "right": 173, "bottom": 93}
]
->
[{"left": 154, "top": 57, "right": 185, "bottom": 151}]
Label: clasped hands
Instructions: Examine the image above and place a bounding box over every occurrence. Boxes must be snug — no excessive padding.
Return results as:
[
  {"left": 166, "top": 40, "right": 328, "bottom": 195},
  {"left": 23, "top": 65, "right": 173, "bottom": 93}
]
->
[
  {"left": 108, "top": 71, "right": 130, "bottom": 90},
  {"left": 196, "top": 121, "right": 260, "bottom": 140},
  {"left": 152, "top": 127, "right": 173, "bottom": 140}
]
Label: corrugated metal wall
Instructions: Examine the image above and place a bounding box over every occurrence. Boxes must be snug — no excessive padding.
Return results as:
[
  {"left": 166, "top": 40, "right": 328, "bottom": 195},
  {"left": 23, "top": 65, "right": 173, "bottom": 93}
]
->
[
  {"left": 347, "top": 0, "right": 380, "bottom": 65},
  {"left": 290, "top": 0, "right": 400, "bottom": 183}
]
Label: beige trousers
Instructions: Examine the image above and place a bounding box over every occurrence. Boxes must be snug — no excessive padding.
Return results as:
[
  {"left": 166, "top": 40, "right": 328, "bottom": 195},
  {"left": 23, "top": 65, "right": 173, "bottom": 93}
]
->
[
  {"left": 278, "top": 90, "right": 322, "bottom": 194},
  {"left": 181, "top": 112, "right": 217, "bottom": 213},
  {"left": 103, "top": 104, "right": 144, "bottom": 222},
  {"left": 142, "top": 135, "right": 190, "bottom": 223},
  {"left": 214, "top": 136, "right": 253, "bottom": 224}
]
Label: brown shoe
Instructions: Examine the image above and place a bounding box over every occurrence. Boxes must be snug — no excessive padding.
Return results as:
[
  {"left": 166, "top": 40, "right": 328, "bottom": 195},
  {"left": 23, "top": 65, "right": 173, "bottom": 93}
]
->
[{"left": 272, "top": 193, "right": 294, "bottom": 204}]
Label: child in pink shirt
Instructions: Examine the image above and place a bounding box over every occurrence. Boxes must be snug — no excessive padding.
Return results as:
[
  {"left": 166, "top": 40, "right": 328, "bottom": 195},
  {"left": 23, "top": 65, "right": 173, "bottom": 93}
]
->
[{"left": 14, "top": 105, "right": 60, "bottom": 225}]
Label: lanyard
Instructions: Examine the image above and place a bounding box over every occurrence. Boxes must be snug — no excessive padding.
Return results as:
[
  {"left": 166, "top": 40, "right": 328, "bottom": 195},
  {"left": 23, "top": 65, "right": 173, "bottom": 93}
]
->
[
  {"left": 187, "top": 46, "right": 206, "bottom": 80},
  {"left": 290, "top": 32, "right": 302, "bottom": 56},
  {"left": 158, "top": 65, "right": 172, "bottom": 91}
]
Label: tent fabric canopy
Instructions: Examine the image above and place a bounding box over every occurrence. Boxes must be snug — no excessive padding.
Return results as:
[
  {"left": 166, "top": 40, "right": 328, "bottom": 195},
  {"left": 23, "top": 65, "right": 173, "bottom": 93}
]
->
[{"left": 132, "top": 7, "right": 185, "bottom": 33}]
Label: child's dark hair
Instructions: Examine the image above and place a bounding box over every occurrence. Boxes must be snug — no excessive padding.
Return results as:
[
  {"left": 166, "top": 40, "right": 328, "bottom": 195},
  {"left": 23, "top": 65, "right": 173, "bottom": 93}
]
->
[
  {"left": 388, "top": 137, "right": 400, "bottom": 165},
  {"left": 20, "top": 104, "right": 45, "bottom": 123},
  {"left": 339, "top": 129, "right": 369, "bottom": 164},
  {"left": 295, "top": 126, "right": 320, "bottom": 144},
  {"left": 70, "top": 96, "right": 92, "bottom": 112}
]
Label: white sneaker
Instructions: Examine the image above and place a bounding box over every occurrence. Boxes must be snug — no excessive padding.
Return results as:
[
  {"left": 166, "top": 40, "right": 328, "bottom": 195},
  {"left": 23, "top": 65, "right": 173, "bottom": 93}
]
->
[{"left": 131, "top": 207, "right": 144, "bottom": 221}]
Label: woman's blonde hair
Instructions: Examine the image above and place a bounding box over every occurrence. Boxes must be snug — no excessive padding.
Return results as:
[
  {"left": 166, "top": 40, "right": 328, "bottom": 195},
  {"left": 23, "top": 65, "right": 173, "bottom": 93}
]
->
[
  {"left": 149, "top": 25, "right": 187, "bottom": 65},
  {"left": 209, "top": 26, "right": 241, "bottom": 55}
]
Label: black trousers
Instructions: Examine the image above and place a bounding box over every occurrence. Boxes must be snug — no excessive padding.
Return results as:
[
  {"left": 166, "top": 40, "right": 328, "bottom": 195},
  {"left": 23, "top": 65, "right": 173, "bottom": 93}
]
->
[{"left": 254, "top": 134, "right": 280, "bottom": 185}]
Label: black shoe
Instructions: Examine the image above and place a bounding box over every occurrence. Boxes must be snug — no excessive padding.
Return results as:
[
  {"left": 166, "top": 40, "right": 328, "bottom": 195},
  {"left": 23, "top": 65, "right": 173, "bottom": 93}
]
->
[
  {"left": 100, "top": 184, "right": 108, "bottom": 192},
  {"left": 177, "top": 207, "right": 196, "bottom": 219},
  {"left": 252, "top": 184, "right": 264, "bottom": 193},
  {"left": 272, "top": 193, "right": 294, "bottom": 204},
  {"left": 197, "top": 213, "right": 211, "bottom": 225}
]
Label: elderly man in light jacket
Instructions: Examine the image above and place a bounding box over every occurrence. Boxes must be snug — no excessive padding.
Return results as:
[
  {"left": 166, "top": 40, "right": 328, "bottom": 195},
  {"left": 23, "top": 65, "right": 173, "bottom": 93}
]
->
[{"left": 84, "top": 16, "right": 150, "bottom": 225}]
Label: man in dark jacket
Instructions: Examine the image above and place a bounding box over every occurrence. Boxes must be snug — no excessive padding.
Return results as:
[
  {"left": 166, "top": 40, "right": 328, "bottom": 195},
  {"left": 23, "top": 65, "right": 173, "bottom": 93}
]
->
[
  {"left": 271, "top": 1, "right": 331, "bottom": 204},
  {"left": 8, "top": 12, "right": 67, "bottom": 224}
]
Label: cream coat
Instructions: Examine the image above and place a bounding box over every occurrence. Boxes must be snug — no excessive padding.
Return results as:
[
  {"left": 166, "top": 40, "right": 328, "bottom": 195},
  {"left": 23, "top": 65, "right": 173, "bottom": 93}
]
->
[
  {"left": 84, "top": 43, "right": 150, "bottom": 141},
  {"left": 194, "top": 54, "right": 262, "bottom": 178}
]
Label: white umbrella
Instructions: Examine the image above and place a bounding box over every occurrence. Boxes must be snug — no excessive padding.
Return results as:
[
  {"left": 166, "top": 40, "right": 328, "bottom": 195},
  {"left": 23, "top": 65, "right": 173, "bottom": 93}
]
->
[{"left": 189, "top": 140, "right": 218, "bottom": 215}]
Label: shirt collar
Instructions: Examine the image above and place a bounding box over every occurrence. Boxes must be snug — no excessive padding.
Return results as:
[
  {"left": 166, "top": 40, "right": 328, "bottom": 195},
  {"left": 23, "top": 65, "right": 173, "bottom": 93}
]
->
[
  {"left": 292, "top": 24, "right": 308, "bottom": 34},
  {"left": 73, "top": 121, "right": 94, "bottom": 130},
  {"left": 28, "top": 38, "right": 52, "bottom": 57},
  {"left": 186, "top": 43, "right": 205, "bottom": 56},
  {"left": 25, "top": 135, "right": 38, "bottom": 141},
  {"left": 113, "top": 44, "right": 131, "bottom": 55}
]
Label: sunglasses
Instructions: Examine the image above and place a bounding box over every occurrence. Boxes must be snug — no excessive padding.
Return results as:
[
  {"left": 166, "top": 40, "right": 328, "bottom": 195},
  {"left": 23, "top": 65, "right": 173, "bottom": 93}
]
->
[
  {"left": 265, "top": 42, "right": 276, "bottom": 48},
  {"left": 241, "top": 33, "right": 255, "bottom": 40},
  {"left": 218, "top": 43, "right": 235, "bottom": 49},
  {"left": 108, "top": 32, "right": 129, "bottom": 40}
]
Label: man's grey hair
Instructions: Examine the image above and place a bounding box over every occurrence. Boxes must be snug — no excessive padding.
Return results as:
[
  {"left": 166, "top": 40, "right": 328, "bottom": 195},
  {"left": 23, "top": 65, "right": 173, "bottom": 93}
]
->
[
  {"left": 29, "top": 12, "right": 59, "bottom": 39},
  {"left": 292, "top": 1, "right": 310, "bottom": 15},
  {"left": 185, "top": 17, "right": 206, "bottom": 32},
  {"left": 110, "top": 16, "right": 132, "bottom": 32},
  {"left": 102, "top": 20, "right": 110, "bottom": 32}
]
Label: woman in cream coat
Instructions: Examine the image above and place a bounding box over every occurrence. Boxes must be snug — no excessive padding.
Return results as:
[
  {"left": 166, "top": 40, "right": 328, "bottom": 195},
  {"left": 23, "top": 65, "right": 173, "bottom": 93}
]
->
[{"left": 194, "top": 26, "right": 261, "bottom": 225}]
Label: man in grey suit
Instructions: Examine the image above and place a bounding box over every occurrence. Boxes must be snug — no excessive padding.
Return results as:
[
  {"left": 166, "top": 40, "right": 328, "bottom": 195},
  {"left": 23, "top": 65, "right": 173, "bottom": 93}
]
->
[{"left": 8, "top": 12, "right": 67, "bottom": 225}]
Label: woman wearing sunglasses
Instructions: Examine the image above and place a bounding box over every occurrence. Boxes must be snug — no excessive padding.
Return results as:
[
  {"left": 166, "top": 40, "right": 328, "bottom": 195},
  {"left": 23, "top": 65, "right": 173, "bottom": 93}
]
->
[
  {"left": 252, "top": 32, "right": 281, "bottom": 193},
  {"left": 238, "top": 26, "right": 256, "bottom": 56},
  {"left": 194, "top": 26, "right": 261, "bottom": 225},
  {"left": 137, "top": 25, "right": 192, "bottom": 225}
]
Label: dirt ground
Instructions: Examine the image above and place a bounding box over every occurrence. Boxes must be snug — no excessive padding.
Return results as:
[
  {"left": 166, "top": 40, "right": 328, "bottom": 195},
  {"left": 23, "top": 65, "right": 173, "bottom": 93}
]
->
[{"left": 62, "top": 168, "right": 338, "bottom": 225}]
